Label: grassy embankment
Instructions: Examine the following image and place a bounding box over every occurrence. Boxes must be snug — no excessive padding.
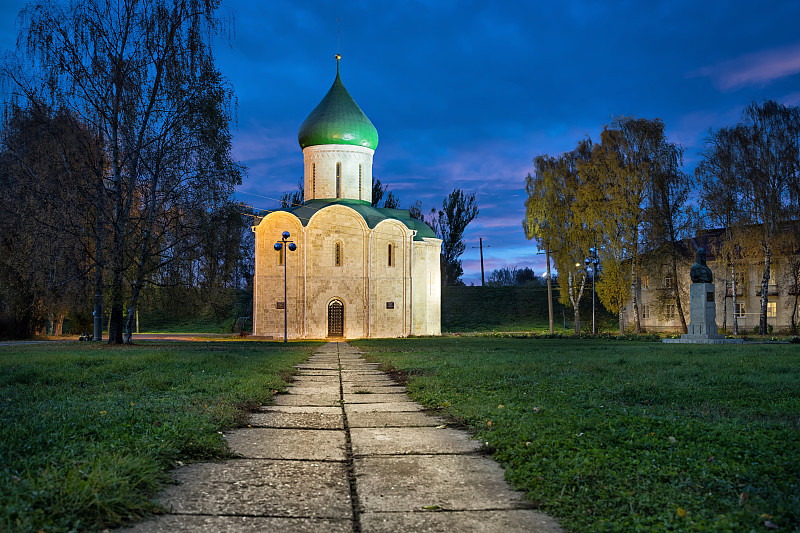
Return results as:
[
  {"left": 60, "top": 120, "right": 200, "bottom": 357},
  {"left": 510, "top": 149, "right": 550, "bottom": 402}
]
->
[
  {"left": 352, "top": 337, "right": 800, "bottom": 532},
  {"left": 442, "top": 285, "right": 615, "bottom": 333},
  {"left": 0, "top": 340, "right": 320, "bottom": 532}
]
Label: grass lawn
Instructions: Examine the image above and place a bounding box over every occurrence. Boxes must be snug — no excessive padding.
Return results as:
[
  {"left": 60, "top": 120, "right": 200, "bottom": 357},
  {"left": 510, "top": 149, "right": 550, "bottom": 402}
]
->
[
  {"left": 352, "top": 337, "right": 800, "bottom": 532},
  {"left": 0, "top": 340, "right": 319, "bottom": 532}
]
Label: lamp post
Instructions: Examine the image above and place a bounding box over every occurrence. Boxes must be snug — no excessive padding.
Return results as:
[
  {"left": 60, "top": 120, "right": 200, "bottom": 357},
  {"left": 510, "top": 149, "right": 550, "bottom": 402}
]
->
[
  {"left": 584, "top": 247, "right": 599, "bottom": 335},
  {"left": 274, "top": 231, "right": 297, "bottom": 343}
]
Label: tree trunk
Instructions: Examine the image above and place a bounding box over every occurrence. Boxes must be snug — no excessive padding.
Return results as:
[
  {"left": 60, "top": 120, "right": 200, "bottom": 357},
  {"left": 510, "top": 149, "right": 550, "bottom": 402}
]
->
[
  {"left": 721, "top": 266, "right": 728, "bottom": 333},
  {"left": 671, "top": 251, "right": 687, "bottom": 333},
  {"left": 93, "top": 145, "right": 104, "bottom": 341},
  {"left": 731, "top": 262, "right": 739, "bottom": 336},
  {"left": 759, "top": 245, "right": 770, "bottom": 335},
  {"left": 629, "top": 262, "right": 641, "bottom": 334},
  {"left": 567, "top": 271, "right": 586, "bottom": 334},
  {"left": 546, "top": 248, "right": 554, "bottom": 334},
  {"left": 53, "top": 311, "right": 65, "bottom": 336}
]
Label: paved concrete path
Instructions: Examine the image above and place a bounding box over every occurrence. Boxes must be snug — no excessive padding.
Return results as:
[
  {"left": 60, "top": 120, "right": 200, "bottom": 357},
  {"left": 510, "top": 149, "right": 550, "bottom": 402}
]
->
[{"left": 124, "top": 342, "right": 561, "bottom": 532}]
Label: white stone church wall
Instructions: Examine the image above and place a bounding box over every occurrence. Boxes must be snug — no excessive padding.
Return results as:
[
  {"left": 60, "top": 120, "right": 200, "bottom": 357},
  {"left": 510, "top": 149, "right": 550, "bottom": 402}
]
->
[
  {"left": 303, "top": 144, "right": 374, "bottom": 201},
  {"left": 412, "top": 237, "right": 442, "bottom": 336}
]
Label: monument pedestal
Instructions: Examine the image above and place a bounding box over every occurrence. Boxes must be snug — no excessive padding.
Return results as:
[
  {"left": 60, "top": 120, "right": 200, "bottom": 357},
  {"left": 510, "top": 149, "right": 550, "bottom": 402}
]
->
[{"left": 663, "top": 283, "right": 743, "bottom": 344}]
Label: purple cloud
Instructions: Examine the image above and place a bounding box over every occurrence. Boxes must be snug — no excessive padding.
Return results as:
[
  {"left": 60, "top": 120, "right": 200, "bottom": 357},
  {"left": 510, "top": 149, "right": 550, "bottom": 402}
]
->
[{"left": 689, "top": 42, "right": 800, "bottom": 91}]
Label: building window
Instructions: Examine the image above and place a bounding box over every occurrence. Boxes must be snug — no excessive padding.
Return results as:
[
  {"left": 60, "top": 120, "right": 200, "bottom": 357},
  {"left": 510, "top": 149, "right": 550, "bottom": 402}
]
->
[
  {"left": 388, "top": 243, "right": 394, "bottom": 267},
  {"left": 641, "top": 304, "right": 650, "bottom": 319},
  {"left": 277, "top": 246, "right": 284, "bottom": 266},
  {"left": 665, "top": 304, "right": 676, "bottom": 320},
  {"left": 359, "top": 164, "right": 362, "bottom": 200},
  {"left": 335, "top": 242, "right": 342, "bottom": 266},
  {"left": 312, "top": 163, "right": 316, "bottom": 197},
  {"left": 735, "top": 302, "right": 746, "bottom": 319},
  {"left": 767, "top": 301, "right": 777, "bottom": 318},
  {"left": 663, "top": 274, "right": 673, "bottom": 289},
  {"left": 641, "top": 275, "right": 649, "bottom": 290},
  {"left": 336, "top": 162, "right": 341, "bottom": 198},
  {"left": 386, "top": 301, "right": 394, "bottom": 309}
]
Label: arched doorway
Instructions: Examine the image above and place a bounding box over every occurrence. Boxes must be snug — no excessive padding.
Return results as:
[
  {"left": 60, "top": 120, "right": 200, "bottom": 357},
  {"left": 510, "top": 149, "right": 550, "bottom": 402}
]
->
[{"left": 327, "top": 299, "right": 344, "bottom": 337}]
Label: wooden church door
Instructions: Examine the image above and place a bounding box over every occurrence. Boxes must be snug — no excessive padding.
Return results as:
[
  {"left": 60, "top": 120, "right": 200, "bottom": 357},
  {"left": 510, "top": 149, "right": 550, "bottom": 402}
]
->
[{"left": 328, "top": 300, "right": 344, "bottom": 337}]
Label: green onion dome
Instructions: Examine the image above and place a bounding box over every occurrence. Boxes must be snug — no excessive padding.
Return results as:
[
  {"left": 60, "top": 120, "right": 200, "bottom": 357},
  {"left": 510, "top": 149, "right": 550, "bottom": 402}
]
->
[{"left": 298, "top": 59, "right": 379, "bottom": 150}]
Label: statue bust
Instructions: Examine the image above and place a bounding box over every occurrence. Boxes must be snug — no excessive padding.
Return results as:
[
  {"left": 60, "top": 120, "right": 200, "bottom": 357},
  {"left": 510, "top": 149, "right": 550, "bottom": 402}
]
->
[{"left": 690, "top": 247, "right": 713, "bottom": 283}]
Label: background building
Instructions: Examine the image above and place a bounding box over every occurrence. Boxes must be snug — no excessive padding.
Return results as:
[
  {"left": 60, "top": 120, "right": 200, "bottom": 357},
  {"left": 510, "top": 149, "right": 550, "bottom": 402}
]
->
[{"left": 627, "top": 229, "right": 800, "bottom": 333}]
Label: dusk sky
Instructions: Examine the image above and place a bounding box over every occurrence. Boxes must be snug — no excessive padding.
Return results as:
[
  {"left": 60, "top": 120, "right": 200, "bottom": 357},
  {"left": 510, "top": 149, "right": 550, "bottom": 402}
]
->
[{"left": 2, "top": 1, "right": 799, "bottom": 284}]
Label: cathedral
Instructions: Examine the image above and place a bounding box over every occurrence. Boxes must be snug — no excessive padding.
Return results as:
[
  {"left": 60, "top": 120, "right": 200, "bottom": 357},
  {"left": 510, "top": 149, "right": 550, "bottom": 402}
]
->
[{"left": 252, "top": 57, "right": 442, "bottom": 339}]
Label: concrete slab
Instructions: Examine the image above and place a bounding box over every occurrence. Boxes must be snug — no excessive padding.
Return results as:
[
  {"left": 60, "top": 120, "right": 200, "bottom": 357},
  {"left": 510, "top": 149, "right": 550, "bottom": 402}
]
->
[
  {"left": 341, "top": 370, "right": 386, "bottom": 376},
  {"left": 345, "top": 402, "right": 423, "bottom": 414},
  {"left": 226, "top": 428, "right": 346, "bottom": 461},
  {"left": 296, "top": 364, "right": 342, "bottom": 370},
  {"left": 287, "top": 386, "right": 341, "bottom": 395},
  {"left": 360, "top": 510, "right": 561, "bottom": 533},
  {"left": 157, "top": 459, "right": 351, "bottom": 518},
  {"left": 273, "top": 395, "right": 342, "bottom": 407},
  {"left": 296, "top": 370, "right": 340, "bottom": 376},
  {"left": 251, "top": 407, "right": 344, "bottom": 429},
  {"left": 291, "top": 375, "right": 340, "bottom": 383},
  {"left": 344, "top": 393, "right": 412, "bottom": 404},
  {"left": 122, "top": 514, "right": 353, "bottom": 533},
  {"left": 347, "top": 411, "right": 445, "bottom": 428},
  {"left": 355, "top": 455, "right": 529, "bottom": 512},
  {"left": 341, "top": 376, "right": 396, "bottom": 385},
  {"left": 342, "top": 384, "right": 405, "bottom": 394},
  {"left": 351, "top": 427, "right": 480, "bottom": 456}
]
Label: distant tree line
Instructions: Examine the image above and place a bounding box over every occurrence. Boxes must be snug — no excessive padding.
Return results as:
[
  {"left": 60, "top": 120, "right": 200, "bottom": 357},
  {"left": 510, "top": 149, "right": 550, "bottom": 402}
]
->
[
  {"left": 486, "top": 266, "right": 541, "bottom": 287},
  {"left": 525, "top": 101, "right": 800, "bottom": 335},
  {"left": 0, "top": 0, "right": 250, "bottom": 341}
]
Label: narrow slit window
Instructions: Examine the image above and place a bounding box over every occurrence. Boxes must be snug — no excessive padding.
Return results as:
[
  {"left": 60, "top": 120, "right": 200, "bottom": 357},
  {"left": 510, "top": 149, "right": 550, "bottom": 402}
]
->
[
  {"left": 312, "top": 163, "right": 316, "bottom": 197},
  {"left": 358, "top": 164, "right": 362, "bottom": 200},
  {"left": 335, "top": 242, "right": 342, "bottom": 266},
  {"left": 388, "top": 243, "right": 394, "bottom": 267},
  {"left": 336, "top": 162, "right": 341, "bottom": 198},
  {"left": 277, "top": 246, "right": 284, "bottom": 266}
]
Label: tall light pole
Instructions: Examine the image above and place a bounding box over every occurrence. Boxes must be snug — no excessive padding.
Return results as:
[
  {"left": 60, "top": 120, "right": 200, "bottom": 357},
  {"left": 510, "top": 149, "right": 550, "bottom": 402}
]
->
[
  {"left": 274, "top": 231, "right": 297, "bottom": 343},
  {"left": 584, "top": 247, "right": 599, "bottom": 335}
]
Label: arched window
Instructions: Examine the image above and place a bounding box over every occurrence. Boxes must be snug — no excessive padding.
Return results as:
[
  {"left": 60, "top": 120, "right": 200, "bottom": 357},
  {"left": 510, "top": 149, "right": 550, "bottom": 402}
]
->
[
  {"left": 387, "top": 243, "right": 394, "bottom": 267},
  {"left": 358, "top": 164, "right": 362, "bottom": 200},
  {"left": 335, "top": 241, "right": 342, "bottom": 266},
  {"left": 312, "top": 163, "right": 316, "bottom": 197},
  {"left": 336, "top": 162, "right": 341, "bottom": 198},
  {"left": 277, "top": 245, "right": 284, "bottom": 266}
]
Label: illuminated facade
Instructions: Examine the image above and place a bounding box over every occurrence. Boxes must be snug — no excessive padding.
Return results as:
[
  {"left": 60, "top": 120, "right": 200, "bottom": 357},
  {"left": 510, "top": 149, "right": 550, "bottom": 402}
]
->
[{"left": 252, "top": 58, "right": 441, "bottom": 339}]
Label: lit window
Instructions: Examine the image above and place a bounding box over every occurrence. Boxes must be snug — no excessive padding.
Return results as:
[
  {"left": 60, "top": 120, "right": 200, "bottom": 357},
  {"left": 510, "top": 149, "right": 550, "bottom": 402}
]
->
[
  {"left": 767, "top": 301, "right": 777, "bottom": 318},
  {"left": 388, "top": 243, "right": 394, "bottom": 267},
  {"left": 641, "top": 275, "right": 649, "bottom": 290},
  {"left": 336, "top": 162, "right": 341, "bottom": 198},
  {"left": 335, "top": 242, "right": 342, "bottom": 266},
  {"left": 735, "top": 302, "right": 746, "bottom": 319},
  {"left": 641, "top": 304, "right": 650, "bottom": 319}
]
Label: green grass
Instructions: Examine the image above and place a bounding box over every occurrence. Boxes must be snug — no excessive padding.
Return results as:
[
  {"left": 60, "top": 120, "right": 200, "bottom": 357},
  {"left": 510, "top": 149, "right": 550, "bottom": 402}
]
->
[
  {"left": 0, "top": 340, "right": 319, "bottom": 532},
  {"left": 351, "top": 337, "right": 800, "bottom": 532},
  {"left": 442, "top": 286, "right": 616, "bottom": 333}
]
